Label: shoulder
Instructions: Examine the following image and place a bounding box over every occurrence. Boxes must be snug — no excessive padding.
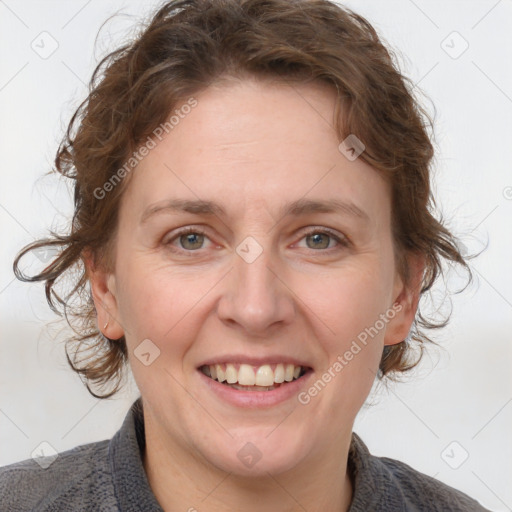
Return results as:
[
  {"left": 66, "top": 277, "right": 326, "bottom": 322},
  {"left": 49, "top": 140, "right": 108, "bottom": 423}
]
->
[
  {"left": 377, "top": 455, "right": 490, "bottom": 511},
  {"left": 349, "top": 432, "right": 491, "bottom": 512},
  {"left": 0, "top": 439, "right": 118, "bottom": 512}
]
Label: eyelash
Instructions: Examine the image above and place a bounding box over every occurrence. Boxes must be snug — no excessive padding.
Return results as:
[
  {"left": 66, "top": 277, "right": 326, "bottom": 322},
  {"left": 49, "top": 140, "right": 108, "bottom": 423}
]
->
[{"left": 163, "top": 226, "right": 349, "bottom": 255}]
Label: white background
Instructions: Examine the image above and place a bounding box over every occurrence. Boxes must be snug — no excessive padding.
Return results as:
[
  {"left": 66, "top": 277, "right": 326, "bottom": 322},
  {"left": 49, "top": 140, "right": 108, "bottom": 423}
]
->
[{"left": 0, "top": 1, "right": 511, "bottom": 510}]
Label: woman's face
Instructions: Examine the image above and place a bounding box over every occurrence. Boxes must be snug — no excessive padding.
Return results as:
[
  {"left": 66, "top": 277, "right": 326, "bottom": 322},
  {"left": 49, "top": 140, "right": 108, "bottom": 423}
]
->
[{"left": 93, "top": 77, "right": 420, "bottom": 476}]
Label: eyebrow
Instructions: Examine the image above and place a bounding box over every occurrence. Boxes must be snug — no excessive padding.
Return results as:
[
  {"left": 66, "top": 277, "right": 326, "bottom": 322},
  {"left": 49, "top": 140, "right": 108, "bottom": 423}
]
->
[{"left": 140, "top": 197, "right": 370, "bottom": 224}]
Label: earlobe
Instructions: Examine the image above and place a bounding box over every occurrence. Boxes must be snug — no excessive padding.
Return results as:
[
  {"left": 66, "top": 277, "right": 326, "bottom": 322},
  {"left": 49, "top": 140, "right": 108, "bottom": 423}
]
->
[
  {"left": 83, "top": 251, "right": 124, "bottom": 340},
  {"left": 383, "top": 252, "right": 425, "bottom": 346}
]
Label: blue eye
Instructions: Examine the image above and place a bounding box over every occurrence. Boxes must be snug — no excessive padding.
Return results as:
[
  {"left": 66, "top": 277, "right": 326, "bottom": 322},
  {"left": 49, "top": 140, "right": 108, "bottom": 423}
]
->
[
  {"left": 298, "top": 228, "right": 348, "bottom": 251},
  {"left": 163, "top": 226, "right": 348, "bottom": 254},
  {"left": 165, "top": 227, "right": 209, "bottom": 251}
]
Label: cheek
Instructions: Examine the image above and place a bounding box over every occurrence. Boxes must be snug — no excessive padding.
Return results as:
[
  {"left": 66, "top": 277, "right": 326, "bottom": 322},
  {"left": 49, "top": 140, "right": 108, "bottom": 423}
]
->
[
  {"left": 309, "top": 259, "right": 393, "bottom": 347},
  {"left": 115, "top": 265, "right": 202, "bottom": 393},
  {"left": 114, "top": 257, "right": 219, "bottom": 349},
  {"left": 300, "top": 259, "right": 392, "bottom": 407}
]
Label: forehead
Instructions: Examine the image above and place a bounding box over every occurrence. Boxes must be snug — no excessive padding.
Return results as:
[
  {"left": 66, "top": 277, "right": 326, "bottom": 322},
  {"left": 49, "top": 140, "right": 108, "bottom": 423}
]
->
[{"left": 122, "top": 78, "right": 390, "bottom": 227}]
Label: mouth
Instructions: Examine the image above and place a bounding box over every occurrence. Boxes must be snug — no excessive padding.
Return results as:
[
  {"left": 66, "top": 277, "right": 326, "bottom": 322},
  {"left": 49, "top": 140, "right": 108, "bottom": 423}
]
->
[{"left": 199, "top": 363, "right": 311, "bottom": 391}]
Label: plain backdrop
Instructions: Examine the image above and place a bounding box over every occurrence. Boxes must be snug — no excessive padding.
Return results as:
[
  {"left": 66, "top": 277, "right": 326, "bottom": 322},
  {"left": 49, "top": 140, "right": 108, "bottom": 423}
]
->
[{"left": 1, "top": 1, "right": 511, "bottom": 510}]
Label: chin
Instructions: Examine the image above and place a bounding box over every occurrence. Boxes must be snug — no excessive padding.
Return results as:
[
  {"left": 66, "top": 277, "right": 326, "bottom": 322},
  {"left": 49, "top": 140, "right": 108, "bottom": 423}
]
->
[{"left": 198, "top": 427, "right": 310, "bottom": 478}]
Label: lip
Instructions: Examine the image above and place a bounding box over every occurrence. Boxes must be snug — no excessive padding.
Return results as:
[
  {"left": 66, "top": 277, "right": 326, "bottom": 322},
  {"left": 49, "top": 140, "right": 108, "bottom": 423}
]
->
[
  {"left": 198, "top": 367, "right": 314, "bottom": 408},
  {"left": 197, "top": 354, "right": 312, "bottom": 368}
]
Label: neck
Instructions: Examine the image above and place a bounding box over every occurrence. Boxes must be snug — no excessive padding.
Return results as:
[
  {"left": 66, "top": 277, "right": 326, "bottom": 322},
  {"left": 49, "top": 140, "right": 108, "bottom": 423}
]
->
[{"left": 142, "top": 420, "right": 354, "bottom": 512}]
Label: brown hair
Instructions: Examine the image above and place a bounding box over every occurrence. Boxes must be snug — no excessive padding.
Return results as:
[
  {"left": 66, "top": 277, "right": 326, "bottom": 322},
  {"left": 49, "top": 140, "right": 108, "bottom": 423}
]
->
[{"left": 13, "top": 0, "right": 475, "bottom": 398}]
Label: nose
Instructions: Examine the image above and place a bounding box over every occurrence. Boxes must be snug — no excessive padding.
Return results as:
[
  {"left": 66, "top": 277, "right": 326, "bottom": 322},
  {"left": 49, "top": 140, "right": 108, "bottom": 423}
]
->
[{"left": 216, "top": 240, "right": 296, "bottom": 338}]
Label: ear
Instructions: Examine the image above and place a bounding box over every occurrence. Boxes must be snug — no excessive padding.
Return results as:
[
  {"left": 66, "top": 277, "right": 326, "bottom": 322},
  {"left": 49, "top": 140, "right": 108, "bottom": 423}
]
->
[
  {"left": 383, "top": 251, "right": 425, "bottom": 346},
  {"left": 83, "top": 250, "right": 124, "bottom": 340}
]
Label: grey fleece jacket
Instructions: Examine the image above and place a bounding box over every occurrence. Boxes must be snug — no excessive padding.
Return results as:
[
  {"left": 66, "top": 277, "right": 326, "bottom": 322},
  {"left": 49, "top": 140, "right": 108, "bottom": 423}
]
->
[{"left": 0, "top": 398, "right": 492, "bottom": 511}]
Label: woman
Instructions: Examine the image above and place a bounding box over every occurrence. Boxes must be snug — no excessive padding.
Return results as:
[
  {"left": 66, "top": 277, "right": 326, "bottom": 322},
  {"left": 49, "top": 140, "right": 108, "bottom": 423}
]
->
[{"left": 1, "top": 0, "right": 491, "bottom": 510}]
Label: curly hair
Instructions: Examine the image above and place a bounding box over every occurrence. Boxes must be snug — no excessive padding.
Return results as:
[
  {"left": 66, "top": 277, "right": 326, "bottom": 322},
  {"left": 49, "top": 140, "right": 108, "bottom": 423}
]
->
[{"left": 13, "top": 0, "right": 474, "bottom": 398}]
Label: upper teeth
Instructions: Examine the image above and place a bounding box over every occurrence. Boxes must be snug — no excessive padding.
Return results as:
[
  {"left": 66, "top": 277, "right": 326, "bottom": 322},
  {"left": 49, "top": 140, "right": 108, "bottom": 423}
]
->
[{"left": 202, "top": 363, "right": 303, "bottom": 386}]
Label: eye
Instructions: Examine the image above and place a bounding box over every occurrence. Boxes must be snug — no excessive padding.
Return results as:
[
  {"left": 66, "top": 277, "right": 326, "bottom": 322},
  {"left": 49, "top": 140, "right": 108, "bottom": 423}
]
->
[
  {"left": 296, "top": 227, "right": 349, "bottom": 251},
  {"left": 163, "top": 226, "right": 349, "bottom": 255},
  {"left": 163, "top": 227, "right": 211, "bottom": 252}
]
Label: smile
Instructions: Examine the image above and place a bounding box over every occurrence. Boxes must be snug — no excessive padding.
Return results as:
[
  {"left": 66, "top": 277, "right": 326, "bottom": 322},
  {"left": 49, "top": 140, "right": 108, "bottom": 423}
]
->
[{"left": 199, "top": 363, "right": 310, "bottom": 391}]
